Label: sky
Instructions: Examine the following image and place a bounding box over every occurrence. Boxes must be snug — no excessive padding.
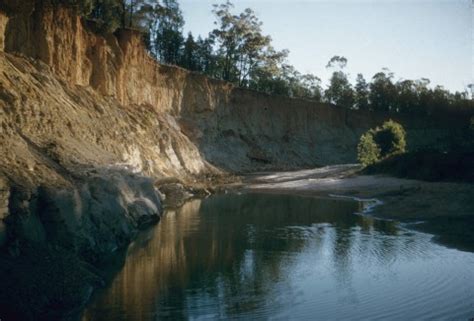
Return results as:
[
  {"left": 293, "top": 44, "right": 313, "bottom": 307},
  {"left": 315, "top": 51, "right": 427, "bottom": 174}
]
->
[{"left": 179, "top": 0, "right": 473, "bottom": 93}]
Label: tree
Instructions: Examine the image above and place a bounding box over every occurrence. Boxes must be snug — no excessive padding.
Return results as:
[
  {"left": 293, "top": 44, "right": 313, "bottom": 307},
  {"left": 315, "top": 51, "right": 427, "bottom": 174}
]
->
[
  {"left": 355, "top": 74, "right": 369, "bottom": 110},
  {"left": 324, "top": 56, "right": 354, "bottom": 108},
  {"left": 47, "top": 0, "right": 94, "bottom": 16},
  {"left": 326, "top": 55, "right": 347, "bottom": 69},
  {"left": 211, "top": 1, "right": 285, "bottom": 87},
  {"left": 297, "top": 74, "right": 323, "bottom": 101},
  {"left": 125, "top": 0, "right": 146, "bottom": 28},
  {"left": 88, "top": 0, "right": 124, "bottom": 32},
  {"left": 369, "top": 69, "right": 396, "bottom": 112},
  {"left": 210, "top": 1, "right": 240, "bottom": 82},
  {"left": 247, "top": 47, "right": 288, "bottom": 94},
  {"left": 413, "top": 78, "right": 431, "bottom": 114},
  {"left": 468, "top": 84, "right": 474, "bottom": 100},
  {"left": 394, "top": 79, "right": 417, "bottom": 113},
  {"left": 180, "top": 32, "right": 199, "bottom": 71},
  {"left": 149, "top": 0, "right": 185, "bottom": 65},
  {"left": 195, "top": 36, "right": 218, "bottom": 76},
  {"left": 428, "top": 86, "right": 450, "bottom": 113}
]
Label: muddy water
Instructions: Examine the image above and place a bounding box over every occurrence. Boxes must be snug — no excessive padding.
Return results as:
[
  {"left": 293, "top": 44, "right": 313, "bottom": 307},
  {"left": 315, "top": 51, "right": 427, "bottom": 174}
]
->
[{"left": 82, "top": 193, "right": 474, "bottom": 321}]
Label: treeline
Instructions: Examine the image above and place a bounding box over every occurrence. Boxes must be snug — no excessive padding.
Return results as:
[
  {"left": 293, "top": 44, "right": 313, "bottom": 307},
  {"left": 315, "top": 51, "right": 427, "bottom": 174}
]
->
[
  {"left": 324, "top": 56, "right": 473, "bottom": 115},
  {"left": 49, "top": 0, "right": 473, "bottom": 114}
]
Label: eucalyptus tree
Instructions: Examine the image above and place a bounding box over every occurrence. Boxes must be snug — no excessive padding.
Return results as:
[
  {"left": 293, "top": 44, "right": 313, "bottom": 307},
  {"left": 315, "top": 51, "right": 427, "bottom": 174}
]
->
[
  {"left": 355, "top": 73, "right": 370, "bottom": 110},
  {"left": 195, "top": 36, "right": 218, "bottom": 76},
  {"left": 180, "top": 32, "right": 199, "bottom": 71},
  {"left": 146, "top": 0, "right": 184, "bottom": 64},
  {"left": 369, "top": 69, "right": 396, "bottom": 112},
  {"left": 394, "top": 79, "right": 417, "bottom": 113},
  {"left": 324, "top": 55, "right": 354, "bottom": 109},
  {"left": 210, "top": 1, "right": 285, "bottom": 87},
  {"left": 88, "top": 0, "right": 124, "bottom": 32}
]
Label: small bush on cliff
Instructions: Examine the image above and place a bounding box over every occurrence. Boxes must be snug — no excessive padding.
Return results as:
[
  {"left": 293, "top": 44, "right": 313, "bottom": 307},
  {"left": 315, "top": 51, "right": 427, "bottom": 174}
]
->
[{"left": 357, "top": 120, "right": 406, "bottom": 166}]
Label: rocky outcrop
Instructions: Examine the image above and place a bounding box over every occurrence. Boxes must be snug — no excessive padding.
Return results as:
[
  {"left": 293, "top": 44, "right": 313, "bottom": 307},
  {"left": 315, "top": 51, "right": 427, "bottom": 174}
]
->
[
  {"left": 5, "top": 169, "right": 162, "bottom": 257},
  {"left": 0, "top": 166, "right": 163, "bottom": 320}
]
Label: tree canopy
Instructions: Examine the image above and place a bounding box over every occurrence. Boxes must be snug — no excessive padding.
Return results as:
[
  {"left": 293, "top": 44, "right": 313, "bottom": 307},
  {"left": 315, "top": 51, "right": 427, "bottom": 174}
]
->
[{"left": 51, "top": 0, "right": 473, "bottom": 114}]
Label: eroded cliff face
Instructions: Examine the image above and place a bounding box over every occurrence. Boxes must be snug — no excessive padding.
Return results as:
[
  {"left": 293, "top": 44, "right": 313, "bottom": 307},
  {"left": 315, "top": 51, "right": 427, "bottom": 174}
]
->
[
  {"left": 0, "top": 4, "right": 471, "bottom": 319},
  {"left": 0, "top": 12, "right": 7, "bottom": 51},
  {"left": 4, "top": 4, "right": 467, "bottom": 172},
  {"left": 0, "top": 1, "right": 469, "bottom": 251},
  {"left": 0, "top": 2, "right": 470, "bottom": 243}
]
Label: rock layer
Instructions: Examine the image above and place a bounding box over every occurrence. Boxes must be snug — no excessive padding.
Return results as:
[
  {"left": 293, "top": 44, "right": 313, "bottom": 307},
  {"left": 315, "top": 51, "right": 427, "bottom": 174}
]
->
[
  {"left": 3, "top": 5, "right": 469, "bottom": 172},
  {"left": 0, "top": 3, "right": 472, "bottom": 319}
]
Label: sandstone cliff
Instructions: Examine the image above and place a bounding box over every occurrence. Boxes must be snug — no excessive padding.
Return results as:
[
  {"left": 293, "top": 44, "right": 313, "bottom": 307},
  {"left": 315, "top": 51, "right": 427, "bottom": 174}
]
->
[
  {"left": 3, "top": 4, "right": 467, "bottom": 173},
  {"left": 0, "top": 3, "right": 471, "bottom": 319}
]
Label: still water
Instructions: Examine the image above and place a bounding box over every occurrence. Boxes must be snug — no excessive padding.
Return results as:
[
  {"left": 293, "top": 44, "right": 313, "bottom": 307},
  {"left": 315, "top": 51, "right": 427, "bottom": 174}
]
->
[{"left": 82, "top": 193, "right": 474, "bottom": 321}]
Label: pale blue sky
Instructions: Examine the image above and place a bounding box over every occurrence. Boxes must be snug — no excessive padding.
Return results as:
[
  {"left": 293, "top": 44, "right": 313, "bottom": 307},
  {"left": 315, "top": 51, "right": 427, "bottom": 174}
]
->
[{"left": 180, "top": 0, "right": 473, "bottom": 93}]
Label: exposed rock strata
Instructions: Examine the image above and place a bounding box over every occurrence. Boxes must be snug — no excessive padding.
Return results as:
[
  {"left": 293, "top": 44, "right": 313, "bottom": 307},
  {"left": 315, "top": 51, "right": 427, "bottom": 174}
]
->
[
  {"left": 3, "top": 5, "right": 469, "bottom": 172},
  {"left": 0, "top": 3, "right": 472, "bottom": 319}
]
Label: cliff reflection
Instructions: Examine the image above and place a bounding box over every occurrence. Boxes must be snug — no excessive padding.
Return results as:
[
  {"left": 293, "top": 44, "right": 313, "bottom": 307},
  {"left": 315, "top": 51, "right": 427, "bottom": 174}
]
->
[{"left": 82, "top": 193, "right": 404, "bottom": 321}]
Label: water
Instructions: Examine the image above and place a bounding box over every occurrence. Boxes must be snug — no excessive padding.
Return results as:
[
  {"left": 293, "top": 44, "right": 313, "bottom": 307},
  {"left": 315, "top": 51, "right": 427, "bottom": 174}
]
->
[{"left": 82, "top": 193, "right": 474, "bottom": 321}]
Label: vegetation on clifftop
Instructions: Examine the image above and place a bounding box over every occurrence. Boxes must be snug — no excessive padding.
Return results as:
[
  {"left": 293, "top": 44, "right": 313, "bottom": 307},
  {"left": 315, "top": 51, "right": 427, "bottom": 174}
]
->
[{"left": 40, "top": 0, "right": 473, "bottom": 115}]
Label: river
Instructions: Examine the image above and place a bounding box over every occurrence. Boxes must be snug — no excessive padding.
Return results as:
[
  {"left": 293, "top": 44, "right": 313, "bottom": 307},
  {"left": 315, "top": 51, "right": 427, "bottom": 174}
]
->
[{"left": 82, "top": 193, "right": 474, "bottom": 320}]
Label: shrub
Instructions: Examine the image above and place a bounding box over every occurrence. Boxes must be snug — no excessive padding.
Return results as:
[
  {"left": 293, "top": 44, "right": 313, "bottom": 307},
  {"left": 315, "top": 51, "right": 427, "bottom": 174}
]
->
[
  {"left": 357, "top": 120, "right": 406, "bottom": 166},
  {"left": 374, "top": 120, "right": 406, "bottom": 157},
  {"left": 357, "top": 132, "right": 381, "bottom": 166}
]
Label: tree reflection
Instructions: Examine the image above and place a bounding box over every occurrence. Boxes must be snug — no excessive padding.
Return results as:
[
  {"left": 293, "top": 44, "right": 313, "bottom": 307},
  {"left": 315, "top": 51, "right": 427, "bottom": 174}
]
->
[{"left": 82, "top": 193, "right": 407, "bottom": 321}]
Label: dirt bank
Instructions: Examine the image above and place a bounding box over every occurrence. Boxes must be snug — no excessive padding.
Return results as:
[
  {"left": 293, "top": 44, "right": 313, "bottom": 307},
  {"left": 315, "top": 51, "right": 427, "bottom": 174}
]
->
[
  {"left": 0, "top": 2, "right": 472, "bottom": 318},
  {"left": 242, "top": 165, "right": 474, "bottom": 252}
]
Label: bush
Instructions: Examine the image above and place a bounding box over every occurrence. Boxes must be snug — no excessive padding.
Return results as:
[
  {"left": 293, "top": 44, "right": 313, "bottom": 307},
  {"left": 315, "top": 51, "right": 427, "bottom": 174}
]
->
[
  {"left": 357, "top": 120, "right": 406, "bottom": 166},
  {"left": 357, "top": 133, "right": 380, "bottom": 166}
]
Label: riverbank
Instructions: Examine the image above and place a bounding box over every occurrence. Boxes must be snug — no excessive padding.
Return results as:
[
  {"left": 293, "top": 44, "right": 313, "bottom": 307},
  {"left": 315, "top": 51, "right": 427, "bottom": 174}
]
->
[{"left": 240, "top": 165, "right": 474, "bottom": 252}]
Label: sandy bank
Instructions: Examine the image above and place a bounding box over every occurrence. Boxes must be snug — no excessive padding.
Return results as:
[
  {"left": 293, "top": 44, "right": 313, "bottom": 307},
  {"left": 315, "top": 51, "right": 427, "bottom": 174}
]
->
[{"left": 241, "top": 165, "right": 474, "bottom": 252}]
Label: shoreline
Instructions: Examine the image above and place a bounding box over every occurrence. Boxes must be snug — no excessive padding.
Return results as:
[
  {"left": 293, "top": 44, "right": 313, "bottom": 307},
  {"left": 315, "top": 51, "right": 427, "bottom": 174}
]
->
[{"left": 237, "top": 165, "right": 474, "bottom": 252}]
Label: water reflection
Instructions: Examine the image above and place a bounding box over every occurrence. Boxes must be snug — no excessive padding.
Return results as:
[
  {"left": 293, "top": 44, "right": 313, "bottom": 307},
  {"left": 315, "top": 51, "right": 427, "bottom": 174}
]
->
[
  {"left": 82, "top": 193, "right": 474, "bottom": 321},
  {"left": 0, "top": 221, "right": 6, "bottom": 247}
]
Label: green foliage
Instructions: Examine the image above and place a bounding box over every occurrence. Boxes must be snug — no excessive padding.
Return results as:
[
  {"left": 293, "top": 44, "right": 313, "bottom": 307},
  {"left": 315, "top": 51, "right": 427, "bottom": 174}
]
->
[
  {"left": 374, "top": 120, "right": 406, "bottom": 157},
  {"left": 325, "top": 71, "right": 354, "bottom": 108},
  {"left": 355, "top": 74, "right": 369, "bottom": 110},
  {"left": 48, "top": 0, "right": 474, "bottom": 110},
  {"left": 324, "top": 56, "right": 354, "bottom": 109},
  {"left": 369, "top": 70, "right": 396, "bottom": 112},
  {"left": 326, "top": 55, "right": 347, "bottom": 69},
  {"left": 211, "top": 2, "right": 277, "bottom": 85},
  {"left": 88, "top": 0, "right": 123, "bottom": 33},
  {"left": 45, "top": 0, "right": 94, "bottom": 15},
  {"left": 149, "top": 0, "right": 185, "bottom": 65},
  {"left": 357, "top": 132, "right": 381, "bottom": 166},
  {"left": 357, "top": 120, "right": 407, "bottom": 166},
  {"left": 180, "top": 33, "right": 199, "bottom": 71}
]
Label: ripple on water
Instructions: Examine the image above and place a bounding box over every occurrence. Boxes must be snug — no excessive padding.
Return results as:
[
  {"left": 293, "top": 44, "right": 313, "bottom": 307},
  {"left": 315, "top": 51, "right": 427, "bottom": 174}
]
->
[{"left": 82, "top": 193, "right": 474, "bottom": 321}]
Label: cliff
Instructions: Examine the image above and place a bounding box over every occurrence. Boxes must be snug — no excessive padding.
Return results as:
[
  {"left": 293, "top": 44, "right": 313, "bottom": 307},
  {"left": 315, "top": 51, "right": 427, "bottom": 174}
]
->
[
  {"left": 0, "top": 3, "right": 471, "bottom": 319},
  {"left": 3, "top": 4, "right": 468, "bottom": 171}
]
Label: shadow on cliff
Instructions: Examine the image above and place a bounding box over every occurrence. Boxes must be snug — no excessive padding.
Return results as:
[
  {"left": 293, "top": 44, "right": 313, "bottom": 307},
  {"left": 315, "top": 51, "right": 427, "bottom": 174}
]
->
[
  {"left": 178, "top": 73, "right": 472, "bottom": 174},
  {"left": 0, "top": 162, "right": 163, "bottom": 321}
]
